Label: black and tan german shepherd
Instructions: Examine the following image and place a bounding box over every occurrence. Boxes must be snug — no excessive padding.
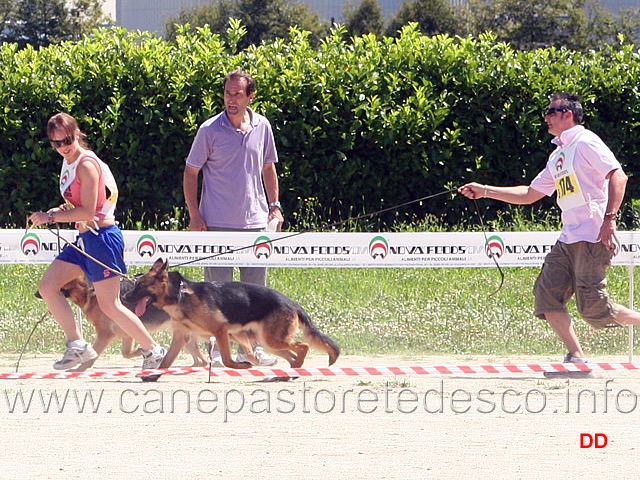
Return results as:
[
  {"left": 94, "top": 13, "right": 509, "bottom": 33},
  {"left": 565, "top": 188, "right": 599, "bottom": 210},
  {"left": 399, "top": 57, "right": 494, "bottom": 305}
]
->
[
  {"left": 124, "top": 258, "right": 340, "bottom": 370},
  {"left": 52, "top": 276, "right": 207, "bottom": 370}
]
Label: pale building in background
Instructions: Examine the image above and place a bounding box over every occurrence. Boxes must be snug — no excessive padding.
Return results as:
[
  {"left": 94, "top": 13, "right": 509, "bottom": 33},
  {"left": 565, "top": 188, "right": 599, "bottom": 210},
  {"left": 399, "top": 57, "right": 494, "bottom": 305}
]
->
[
  {"left": 102, "top": 0, "right": 116, "bottom": 19},
  {"left": 111, "top": 0, "right": 404, "bottom": 36},
  {"left": 108, "top": 0, "right": 639, "bottom": 37}
]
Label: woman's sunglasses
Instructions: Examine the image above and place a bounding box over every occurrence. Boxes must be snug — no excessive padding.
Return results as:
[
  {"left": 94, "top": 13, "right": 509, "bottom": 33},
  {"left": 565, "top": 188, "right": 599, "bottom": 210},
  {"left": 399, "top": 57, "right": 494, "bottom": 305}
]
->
[{"left": 49, "top": 135, "right": 74, "bottom": 148}]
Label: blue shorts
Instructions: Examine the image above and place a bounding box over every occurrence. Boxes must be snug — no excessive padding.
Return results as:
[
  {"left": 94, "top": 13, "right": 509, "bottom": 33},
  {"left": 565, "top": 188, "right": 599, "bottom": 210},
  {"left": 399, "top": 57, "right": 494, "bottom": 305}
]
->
[{"left": 56, "top": 225, "right": 128, "bottom": 282}]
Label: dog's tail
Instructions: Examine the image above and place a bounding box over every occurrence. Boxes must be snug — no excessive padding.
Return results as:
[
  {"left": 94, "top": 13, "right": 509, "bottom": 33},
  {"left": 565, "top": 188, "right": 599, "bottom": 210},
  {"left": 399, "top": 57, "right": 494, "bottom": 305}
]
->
[{"left": 297, "top": 308, "right": 340, "bottom": 366}]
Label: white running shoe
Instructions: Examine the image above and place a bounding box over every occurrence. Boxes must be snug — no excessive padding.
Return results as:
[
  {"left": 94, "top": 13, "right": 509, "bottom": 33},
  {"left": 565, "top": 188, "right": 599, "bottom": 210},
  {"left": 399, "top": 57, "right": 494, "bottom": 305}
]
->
[
  {"left": 237, "top": 346, "right": 278, "bottom": 366},
  {"left": 209, "top": 340, "right": 224, "bottom": 367},
  {"left": 563, "top": 353, "right": 588, "bottom": 363},
  {"left": 543, "top": 353, "right": 592, "bottom": 378},
  {"left": 142, "top": 346, "right": 166, "bottom": 370},
  {"left": 210, "top": 354, "right": 224, "bottom": 368},
  {"left": 140, "top": 346, "right": 166, "bottom": 382},
  {"left": 53, "top": 344, "right": 98, "bottom": 371}
]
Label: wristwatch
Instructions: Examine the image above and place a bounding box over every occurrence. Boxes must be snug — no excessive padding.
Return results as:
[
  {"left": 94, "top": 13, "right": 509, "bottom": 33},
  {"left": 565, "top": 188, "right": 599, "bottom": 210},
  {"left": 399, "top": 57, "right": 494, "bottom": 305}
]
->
[{"left": 269, "top": 201, "right": 281, "bottom": 209}]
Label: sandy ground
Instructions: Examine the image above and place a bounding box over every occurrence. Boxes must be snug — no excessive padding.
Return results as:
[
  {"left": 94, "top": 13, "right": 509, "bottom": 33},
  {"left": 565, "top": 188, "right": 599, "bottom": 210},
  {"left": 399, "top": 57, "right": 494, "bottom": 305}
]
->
[{"left": 0, "top": 352, "right": 638, "bottom": 479}]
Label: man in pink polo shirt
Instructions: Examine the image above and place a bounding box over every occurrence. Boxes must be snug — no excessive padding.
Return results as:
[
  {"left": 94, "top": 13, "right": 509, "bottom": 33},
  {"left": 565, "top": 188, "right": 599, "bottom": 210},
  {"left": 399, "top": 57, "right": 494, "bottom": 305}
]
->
[
  {"left": 459, "top": 92, "right": 640, "bottom": 365},
  {"left": 184, "top": 69, "right": 284, "bottom": 367}
]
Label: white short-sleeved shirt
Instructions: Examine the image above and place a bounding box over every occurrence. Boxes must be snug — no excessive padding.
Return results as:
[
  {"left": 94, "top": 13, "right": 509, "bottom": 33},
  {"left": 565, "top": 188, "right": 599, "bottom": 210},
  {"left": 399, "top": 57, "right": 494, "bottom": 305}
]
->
[
  {"left": 530, "top": 125, "right": 621, "bottom": 244},
  {"left": 186, "top": 108, "right": 278, "bottom": 229}
]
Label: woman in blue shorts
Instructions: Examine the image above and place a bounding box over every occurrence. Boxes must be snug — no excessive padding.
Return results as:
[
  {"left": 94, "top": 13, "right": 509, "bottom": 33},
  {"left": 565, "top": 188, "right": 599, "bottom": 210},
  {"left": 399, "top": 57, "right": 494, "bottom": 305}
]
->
[{"left": 28, "top": 113, "right": 166, "bottom": 371}]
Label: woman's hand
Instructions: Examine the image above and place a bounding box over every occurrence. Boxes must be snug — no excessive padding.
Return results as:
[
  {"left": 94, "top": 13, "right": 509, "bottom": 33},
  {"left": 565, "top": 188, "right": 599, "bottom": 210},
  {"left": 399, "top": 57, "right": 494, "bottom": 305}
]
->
[{"left": 28, "top": 207, "right": 62, "bottom": 227}]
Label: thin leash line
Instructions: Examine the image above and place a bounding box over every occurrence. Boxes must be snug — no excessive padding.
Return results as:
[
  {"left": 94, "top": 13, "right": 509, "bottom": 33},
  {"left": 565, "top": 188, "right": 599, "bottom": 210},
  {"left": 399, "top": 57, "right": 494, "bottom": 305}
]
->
[
  {"left": 321, "top": 188, "right": 460, "bottom": 227},
  {"left": 17, "top": 188, "right": 501, "bottom": 365},
  {"left": 26, "top": 188, "right": 503, "bottom": 293},
  {"left": 19, "top": 220, "right": 130, "bottom": 366},
  {"left": 170, "top": 230, "right": 305, "bottom": 269},
  {"left": 472, "top": 197, "right": 504, "bottom": 296},
  {"left": 15, "top": 310, "right": 49, "bottom": 372},
  {"left": 38, "top": 223, "right": 132, "bottom": 280},
  {"left": 170, "top": 187, "right": 459, "bottom": 269},
  {"left": 27, "top": 188, "right": 458, "bottom": 272}
]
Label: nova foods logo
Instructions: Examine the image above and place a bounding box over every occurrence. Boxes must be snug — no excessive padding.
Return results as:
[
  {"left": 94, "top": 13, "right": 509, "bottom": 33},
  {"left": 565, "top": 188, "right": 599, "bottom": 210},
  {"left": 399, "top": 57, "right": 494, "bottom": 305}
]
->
[
  {"left": 21, "top": 232, "right": 41, "bottom": 255},
  {"left": 369, "top": 236, "right": 388, "bottom": 259},
  {"left": 254, "top": 236, "right": 273, "bottom": 258},
  {"left": 60, "top": 169, "right": 70, "bottom": 189},
  {"left": 137, "top": 234, "right": 157, "bottom": 257},
  {"left": 485, "top": 235, "right": 504, "bottom": 259}
]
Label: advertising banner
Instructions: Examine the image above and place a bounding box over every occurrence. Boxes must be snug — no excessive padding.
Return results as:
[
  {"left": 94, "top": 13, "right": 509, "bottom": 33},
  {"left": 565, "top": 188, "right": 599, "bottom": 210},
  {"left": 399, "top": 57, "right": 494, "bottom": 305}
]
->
[{"left": 3, "top": 229, "right": 640, "bottom": 268}]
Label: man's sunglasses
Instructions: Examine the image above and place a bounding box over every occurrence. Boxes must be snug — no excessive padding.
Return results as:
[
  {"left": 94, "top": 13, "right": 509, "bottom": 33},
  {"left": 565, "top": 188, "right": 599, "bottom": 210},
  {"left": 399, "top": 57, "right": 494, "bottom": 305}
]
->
[
  {"left": 49, "top": 135, "right": 74, "bottom": 148},
  {"left": 545, "top": 107, "right": 568, "bottom": 116}
]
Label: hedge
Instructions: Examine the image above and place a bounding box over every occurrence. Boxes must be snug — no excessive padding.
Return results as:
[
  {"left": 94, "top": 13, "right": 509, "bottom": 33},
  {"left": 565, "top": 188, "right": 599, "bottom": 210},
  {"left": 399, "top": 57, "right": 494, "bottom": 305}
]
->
[{"left": 1, "top": 24, "right": 640, "bottom": 230}]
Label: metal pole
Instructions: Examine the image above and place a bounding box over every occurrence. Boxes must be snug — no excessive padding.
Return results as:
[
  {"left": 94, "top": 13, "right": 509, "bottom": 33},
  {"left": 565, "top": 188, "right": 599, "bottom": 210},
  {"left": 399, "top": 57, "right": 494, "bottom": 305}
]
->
[
  {"left": 629, "top": 265, "right": 634, "bottom": 363},
  {"left": 75, "top": 305, "right": 83, "bottom": 338}
]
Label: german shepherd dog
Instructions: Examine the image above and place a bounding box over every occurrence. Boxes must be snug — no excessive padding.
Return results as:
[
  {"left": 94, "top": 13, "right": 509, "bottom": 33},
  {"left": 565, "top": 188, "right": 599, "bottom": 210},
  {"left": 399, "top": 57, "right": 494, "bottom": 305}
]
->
[
  {"left": 53, "top": 276, "right": 208, "bottom": 370},
  {"left": 123, "top": 258, "right": 340, "bottom": 370}
]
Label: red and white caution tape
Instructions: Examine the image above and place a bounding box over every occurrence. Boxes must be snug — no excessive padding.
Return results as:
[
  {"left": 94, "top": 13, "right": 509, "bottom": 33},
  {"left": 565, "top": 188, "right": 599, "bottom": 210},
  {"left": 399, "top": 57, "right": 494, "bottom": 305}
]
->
[{"left": 0, "top": 362, "right": 639, "bottom": 380}]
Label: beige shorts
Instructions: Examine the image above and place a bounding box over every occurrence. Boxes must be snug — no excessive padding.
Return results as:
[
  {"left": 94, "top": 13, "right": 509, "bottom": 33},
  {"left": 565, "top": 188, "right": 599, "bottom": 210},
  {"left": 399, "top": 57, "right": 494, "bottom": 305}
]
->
[{"left": 533, "top": 240, "right": 620, "bottom": 329}]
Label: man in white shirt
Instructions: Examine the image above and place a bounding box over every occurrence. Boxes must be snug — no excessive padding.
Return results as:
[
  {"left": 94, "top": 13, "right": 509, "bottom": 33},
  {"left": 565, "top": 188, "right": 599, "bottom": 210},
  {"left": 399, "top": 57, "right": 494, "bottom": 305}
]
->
[{"left": 459, "top": 92, "right": 640, "bottom": 364}]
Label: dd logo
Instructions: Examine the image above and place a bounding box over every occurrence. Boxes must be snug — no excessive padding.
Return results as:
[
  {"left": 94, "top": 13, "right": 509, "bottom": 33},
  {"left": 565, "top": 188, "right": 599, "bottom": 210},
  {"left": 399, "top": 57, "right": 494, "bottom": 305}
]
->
[{"left": 580, "top": 433, "right": 607, "bottom": 448}]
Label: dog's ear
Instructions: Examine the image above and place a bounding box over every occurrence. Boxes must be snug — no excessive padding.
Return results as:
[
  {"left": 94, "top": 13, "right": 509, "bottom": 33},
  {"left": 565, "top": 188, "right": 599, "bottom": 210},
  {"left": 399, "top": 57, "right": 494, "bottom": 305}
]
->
[{"left": 151, "top": 258, "right": 165, "bottom": 273}]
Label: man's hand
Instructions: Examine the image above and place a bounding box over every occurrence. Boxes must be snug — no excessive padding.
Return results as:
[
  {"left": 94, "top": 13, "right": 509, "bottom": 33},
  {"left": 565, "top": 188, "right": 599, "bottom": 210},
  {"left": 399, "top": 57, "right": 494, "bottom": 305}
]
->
[
  {"left": 188, "top": 214, "right": 207, "bottom": 231},
  {"left": 598, "top": 217, "right": 618, "bottom": 250},
  {"left": 457, "top": 183, "right": 486, "bottom": 199}
]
